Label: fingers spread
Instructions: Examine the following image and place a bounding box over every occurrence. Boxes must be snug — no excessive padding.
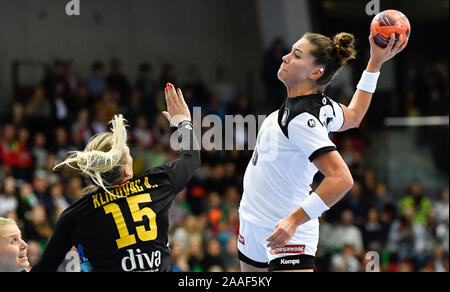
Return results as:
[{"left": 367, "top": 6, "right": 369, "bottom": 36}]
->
[
  {"left": 167, "top": 83, "right": 181, "bottom": 106},
  {"left": 176, "top": 88, "right": 187, "bottom": 106},
  {"left": 387, "top": 33, "right": 396, "bottom": 51},
  {"left": 393, "top": 35, "right": 404, "bottom": 53},
  {"left": 164, "top": 84, "right": 174, "bottom": 110}
]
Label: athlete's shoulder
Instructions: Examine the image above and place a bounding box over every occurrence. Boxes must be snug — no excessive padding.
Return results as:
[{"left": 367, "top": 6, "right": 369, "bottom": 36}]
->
[
  {"left": 140, "top": 164, "right": 171, "bottom": 177},
  {"left": 59, "top": 192, "right": 93, "bottom": 219},
  {"left": 278, "top": 93, "right": 331, "bottom": 138}
]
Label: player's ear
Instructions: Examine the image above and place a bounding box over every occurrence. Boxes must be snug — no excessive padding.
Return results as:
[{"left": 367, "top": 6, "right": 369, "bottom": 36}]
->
[
  {"left": 123, "top": 164, "right": 132, "bottom": 180},
  {"left": 309, "top": 66, "right": 324, "bottom": 80}
]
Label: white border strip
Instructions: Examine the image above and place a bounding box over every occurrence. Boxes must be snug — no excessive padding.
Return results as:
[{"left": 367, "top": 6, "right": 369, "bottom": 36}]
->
[{"left": 384, "top": 116, "right": 449, "bottom": 127}]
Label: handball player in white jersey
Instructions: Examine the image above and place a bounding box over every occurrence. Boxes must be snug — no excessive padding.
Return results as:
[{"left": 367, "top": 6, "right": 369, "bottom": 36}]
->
[{"left": 238, "top": 32, "right": 408, "bottom": 272}]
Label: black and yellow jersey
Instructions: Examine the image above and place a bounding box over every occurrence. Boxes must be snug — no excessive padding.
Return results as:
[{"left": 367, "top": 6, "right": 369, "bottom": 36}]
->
[{"left": 31, "top": 122, "right": 200, "bottom": 272}]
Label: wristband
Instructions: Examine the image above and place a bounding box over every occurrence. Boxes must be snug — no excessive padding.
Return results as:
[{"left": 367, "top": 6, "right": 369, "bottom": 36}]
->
[
  {"left": 177, "top": 120, "right": 193, "bottom": 130},
  {"left": 356, "top": 70, "right": 380, "bottom": 94},
  {"left": 300, "top": 192, "right": 329, "bottom": 220}
]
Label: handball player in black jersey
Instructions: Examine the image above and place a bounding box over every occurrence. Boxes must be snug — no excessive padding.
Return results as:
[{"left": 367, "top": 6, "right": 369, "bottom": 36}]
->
[{"left": 31, "top": 83, "right": 200, "bottom": 272}]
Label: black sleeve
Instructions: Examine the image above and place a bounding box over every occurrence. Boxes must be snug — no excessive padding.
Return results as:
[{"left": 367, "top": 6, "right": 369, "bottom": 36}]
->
[
  {"left": 164, "top": 121, "right": 201, "bottom": 194},
  {"left": 30, "top": 208, "right": 75, "bottom": 272}
]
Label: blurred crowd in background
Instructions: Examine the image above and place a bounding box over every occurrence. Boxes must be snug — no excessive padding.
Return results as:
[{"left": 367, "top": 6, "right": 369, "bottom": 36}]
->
[{"left": 0, "top": 39, "right": 448, "bottom": 272}]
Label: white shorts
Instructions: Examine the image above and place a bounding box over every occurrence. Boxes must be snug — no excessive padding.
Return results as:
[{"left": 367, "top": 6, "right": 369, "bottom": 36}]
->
[{"left": 237, "top": 215, "right": 319, "bottom": 271}]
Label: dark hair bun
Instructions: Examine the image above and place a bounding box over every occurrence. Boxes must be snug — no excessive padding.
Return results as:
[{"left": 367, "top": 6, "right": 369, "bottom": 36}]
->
[{"left": 333, "top": 33, "right": 357, "bottom": 65}]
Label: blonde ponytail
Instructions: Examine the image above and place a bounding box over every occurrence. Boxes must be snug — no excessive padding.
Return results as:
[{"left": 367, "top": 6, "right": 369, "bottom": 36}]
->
[{"left": 54, "top": 114, "right": 129, "bottom": 195}]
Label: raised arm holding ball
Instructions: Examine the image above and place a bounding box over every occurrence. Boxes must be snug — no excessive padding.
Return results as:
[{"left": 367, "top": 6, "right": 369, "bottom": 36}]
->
[{"left": 238, "top": 11, "right": 409, "bottom": 272}]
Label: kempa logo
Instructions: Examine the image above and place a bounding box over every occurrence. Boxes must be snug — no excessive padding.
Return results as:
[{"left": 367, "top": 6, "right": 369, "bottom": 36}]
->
[
  {"left": 280, "top": 259, "right": 300, "bottom": 266},
  {"left": 66, "top": 0, "right": 80, "bottom": 16}
]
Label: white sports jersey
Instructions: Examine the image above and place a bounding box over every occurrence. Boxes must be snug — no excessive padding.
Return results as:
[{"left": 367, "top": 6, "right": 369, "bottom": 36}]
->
[{"left": 239, "top": 93, "right": 344, "bottom": 230}]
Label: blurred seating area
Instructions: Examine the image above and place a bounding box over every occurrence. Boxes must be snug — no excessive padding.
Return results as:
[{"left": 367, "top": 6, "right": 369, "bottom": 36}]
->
[{"left": 0, "top": 53, "right": 448, "bottom": 272}]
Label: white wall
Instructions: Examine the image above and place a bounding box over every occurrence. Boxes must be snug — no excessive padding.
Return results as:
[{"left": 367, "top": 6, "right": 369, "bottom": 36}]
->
[{"left": 0, "top": 0, "right": 264, "bottom": 112}]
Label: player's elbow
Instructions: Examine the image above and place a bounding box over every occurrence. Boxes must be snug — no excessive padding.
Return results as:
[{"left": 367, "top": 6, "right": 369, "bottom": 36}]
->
[
  {"left": 348, "top": 109, "right": 363, "bottom": 129},
  {"left": 349, "top": 117, "right": 362, "bottom": 129},
  {"left": 342, "top": 174, "right": 354, "bottom": 192},
  {"left": 337, "top": 169, "right": 354, "bottom": 193}
]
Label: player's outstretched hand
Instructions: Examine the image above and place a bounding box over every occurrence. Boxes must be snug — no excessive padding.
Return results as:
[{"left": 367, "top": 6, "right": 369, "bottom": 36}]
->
[
  {"left": 368, "top": 33, "right": 409, "bottom": 71},
  {"left": 162, "top": 83, "right": 192, "bottom": 127}
]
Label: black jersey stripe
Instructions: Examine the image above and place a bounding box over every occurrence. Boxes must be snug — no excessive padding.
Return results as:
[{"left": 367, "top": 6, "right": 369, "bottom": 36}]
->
[{"left": 308, "top": 146, "right": 337, "bottom": 162}]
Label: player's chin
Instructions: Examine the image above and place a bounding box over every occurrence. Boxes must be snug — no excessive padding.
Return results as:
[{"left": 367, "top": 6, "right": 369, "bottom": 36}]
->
[{"left": 277, "top": 69, "right": 288, "bottom": 81}]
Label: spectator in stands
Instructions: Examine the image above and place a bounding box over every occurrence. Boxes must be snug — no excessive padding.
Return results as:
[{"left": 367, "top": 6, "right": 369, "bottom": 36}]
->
[
  {"left": 386, "top": 206, "right": 416, "bottom": 262},
  {"left": 48, "top": 182, "right": 70, "bottom": 221},
  {"left": 422, "top": 245, "right": 449, "bottom": 272},
  {"left": 205, "top": 93, "right": 227, "bottom": 122},
  {"left": 413, "top": 210, "right": 439, "bottom": 270},
  {"left": 362, "top": 208, "right": 387, "bottom": 251},
  {"left": 22, "top": 204, "right": 53, "bottom": 246},
  {"left": 50, "top": 82, "right": 70, "bottom": 127},
  {"left": 171, "top": 240, "right": 189, "bottom": 272},
  {"left": 169, "top": 188, "right": 190, "bottom": 228},
  {"left": 333, "top": 210, "right": 364, "bottom": 256},
  {"left": 65, "top": 177, "right": 83, "bottom": 204},
  {"left": 126, "top": 90, "right": 150, "bottom": 127},
  {"left": 94, "top": 90, "right": 120, "bottom": 124},
  {"left": 106, "top": 58, "right": 131, "bottom": 103},
  {"left": 41, "top": 59, "right": 66, "bottom": 96},
  {"left": 159, "top": 63, "right": 177, "bottom": 90},
  {"left": 221, "top": 235, "right": 240, "bottom": 272},
  {"left": 330, "top": 244, "right": 361, "bottom": 272},
  {"left": 17, "top": 183, "right": 38, "bottom": 220},
  {"left": 0, "top": 176, "right": 18, "bottom": 217},
  {"left": 0, "top": 124, "right": 18, "bottom": 176},
  {"left": 187, "top": 234, "right": 204, "bottom": 272},
  {"left": 398, "top": 180, "right": 432, "bottom": 225},
  {"left": 73, "top": 85, "right": 91, "bottom": 113},
  {"left": 10, "top": 102, "right": 26, "bottom": 128},
  {"left": 373, "top": 182, "right": 396, "bottom": 221},
  {"left": 64, "top": 60, "right": 83, "bottom": 98},
  {"left": 31, "top": 170, "right": 53, "bottom": 224},
  {"left": 25, "top": 240, "right": 42, "bottom": 269},
  {"left": 87, "top": 61, "right": 106, "bottom": 99},
  {"left": 53, "top": 127, "right": 74, "bottom": 163},
  {"left": 201, "top": 238, "right": 224, "bottom": 271},
  {"left": 135, "top": 62, "right": 157, "bottom": 99},
  {"left": 339, "top": 137, "right": 363, "bottom": 175},
  {"left": 24, "top": 87, "right": 51, "bottom": 132},
  {"left": 184, "top": 65, "right": 208, "bottom": 104},
  {"left": 14, "top": 127, "right": 33, "bottom": 181},
  {"left": 71, "top": 109, "right": 94, "bottom": 146},
  {"left": 346, "top": 181, "right": 365, "bottom": 225},
  {"left": 434, "top": 188, "right": 449, "bottom": 226},
  {"left": 211, "top": 66, "right": 235, "bottom": 107},
  {"left": 31, "top": 132, "right": 49, "bottom": 171}
]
